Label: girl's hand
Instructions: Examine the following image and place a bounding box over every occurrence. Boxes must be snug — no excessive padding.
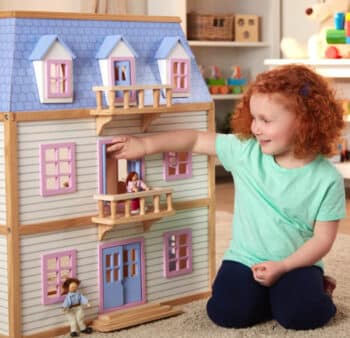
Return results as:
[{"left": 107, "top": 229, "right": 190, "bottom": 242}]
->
[
  {"left": 251, "top": 261, "right": 287, "bottom": 287},
  {"left": 107, "top": 136, "right": 146, "bottom": 160}
]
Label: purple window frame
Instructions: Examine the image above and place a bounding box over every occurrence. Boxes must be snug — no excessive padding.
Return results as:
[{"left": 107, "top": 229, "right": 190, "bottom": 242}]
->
[
  {"left": 163, "top": 228, "right": 192, "bottom": 278},
  {"left": 41, "top": 249, "right": 77, "bottom": 305},
  {"left": 170, "top": 58, "right": 190, "bottom": 93},
  {"left": 39, "top": 142, "right": 76, "bottom": 196},
  {"left": 163, "top": 151, "right": 192, "bottom": 181},
  {"left": 46, "top": 59, "right": 72, "bottom": 98}
]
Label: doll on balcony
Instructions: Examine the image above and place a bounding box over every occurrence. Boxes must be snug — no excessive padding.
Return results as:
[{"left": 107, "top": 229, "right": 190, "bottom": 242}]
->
[
  {"left": 62, "top": 278, "right": 93, "bottom": 337},
  {"left": 125, "top": 171, "right": 149, "bottom": 214}
]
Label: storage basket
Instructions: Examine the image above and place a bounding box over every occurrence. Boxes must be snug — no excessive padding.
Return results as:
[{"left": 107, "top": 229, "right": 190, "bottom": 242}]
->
[{"left": 187, "top": 12, "right": 234, "bottom": 41}]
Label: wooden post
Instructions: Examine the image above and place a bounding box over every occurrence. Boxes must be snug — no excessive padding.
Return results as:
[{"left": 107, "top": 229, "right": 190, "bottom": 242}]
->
[
  {"left": 140, "top": 198, "right": 145, "bottom": 215},
  {"left": 166, "top": 193, "right": 173, "bottom": 211},
  {"left": 153, "top": 195, "right": 160, "bottom": 213},
  {"left": 153, "top": 89, "right": 160, "bottom": 108},
  {"left": 166, "top": 88, "right": 172, "bottom": 107},
  {"left": 125, "top": 200, "right": 131, "bottom": 217},
  {"left": 108, "top": 90, "right": 115, "bottom": 109},
  {"left": 96, "top": 90, "right": 103, "bottom": 110},
  {"left": 138, "top": 89, "right": 144, "bottom": 108},
  {"left": 123, "top": 90, "right": 130, "bottom": 109},
  {"left": 111, "top": 201, "right": 117, "bottom": 219},
  {"left": 4, "top": 112, "right": 22, "bottom": 338}
]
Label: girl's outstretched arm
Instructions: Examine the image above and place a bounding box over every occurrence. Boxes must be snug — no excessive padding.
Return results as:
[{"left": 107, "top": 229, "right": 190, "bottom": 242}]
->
[{"left": 107, "top": 130, "right": 217, "bottom": 159}]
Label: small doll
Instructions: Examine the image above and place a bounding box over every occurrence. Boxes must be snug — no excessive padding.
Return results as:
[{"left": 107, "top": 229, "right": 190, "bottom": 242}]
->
[
  {"left": 62, "top": 278, "right": 92, "bottom": 337},
  {"left": 125, "top": 171, "right": 149, "bottom": 213}
]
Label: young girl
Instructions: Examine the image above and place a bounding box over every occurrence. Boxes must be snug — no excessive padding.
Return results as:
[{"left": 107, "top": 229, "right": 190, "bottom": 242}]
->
[
  {"left": 107, "top": 64, "right": 346, "bottom": 330},
  {"left": 125, "top": 171, "right": 149, "bottom": 213}
]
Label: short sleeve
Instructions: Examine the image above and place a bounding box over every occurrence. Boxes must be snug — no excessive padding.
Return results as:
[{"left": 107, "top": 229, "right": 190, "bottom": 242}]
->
[
  {"left": 215, "top": 133, "right": 249, "bottom": 172},
  {"left": 316, "top": 174, "right": 346, "bottom": 221}
]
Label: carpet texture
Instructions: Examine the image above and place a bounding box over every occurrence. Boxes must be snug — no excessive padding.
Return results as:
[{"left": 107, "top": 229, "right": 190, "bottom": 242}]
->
[{"left": 58, "top": 215, "right": 350, "bottom": 338}]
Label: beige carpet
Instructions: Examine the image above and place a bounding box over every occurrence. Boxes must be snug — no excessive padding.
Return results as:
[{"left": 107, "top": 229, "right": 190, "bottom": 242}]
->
[{"left": 59, "top": 213, "right": 350, "bottom": 338}]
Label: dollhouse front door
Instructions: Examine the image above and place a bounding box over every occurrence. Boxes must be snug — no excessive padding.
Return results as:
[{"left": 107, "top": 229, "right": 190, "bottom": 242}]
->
[{"left": 101, "top": 239, "right": 145, "bottom": 311}]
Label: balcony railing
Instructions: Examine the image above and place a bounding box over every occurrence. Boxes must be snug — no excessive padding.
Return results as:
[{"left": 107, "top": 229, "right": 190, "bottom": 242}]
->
[
  {"left": 91, "top": 84, "right": 173, "bottom": 135},
  {"left": 92, "top": 187, "right": 175, "bottom": 240}
]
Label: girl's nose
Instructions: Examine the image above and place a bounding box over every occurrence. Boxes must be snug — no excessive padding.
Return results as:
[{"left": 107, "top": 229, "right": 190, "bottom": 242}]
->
[{"left": 251, "top": 120, "right": 261, "bottom": 135}]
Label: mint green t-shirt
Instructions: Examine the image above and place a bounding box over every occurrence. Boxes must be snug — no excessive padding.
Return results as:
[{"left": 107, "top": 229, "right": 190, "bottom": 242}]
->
[{"left": 216, "top": 133, "right": 346, "bottom": 269}]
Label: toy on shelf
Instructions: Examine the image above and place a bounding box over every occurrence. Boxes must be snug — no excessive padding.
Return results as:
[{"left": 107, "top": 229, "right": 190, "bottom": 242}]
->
[
  {"left": 325, "top": 11, "right": 350, "bottom": 58},
  {"left": 234, "top": 14, "right": 260, "bottom": 42},
  {"left": 125, "top": 171, "right": 149, "bottom": 214},
  {"left": 206, "top": 65, "right": 247, "bottom": 95},
  {"left": 62, "top": 278, "right": 93, "bottom": 337},
  {"left": 280, "top": 0, "right": 349, "bottom": 59},
  {"left": 227, "top": 66, "right": 247, "bottom": 94}
]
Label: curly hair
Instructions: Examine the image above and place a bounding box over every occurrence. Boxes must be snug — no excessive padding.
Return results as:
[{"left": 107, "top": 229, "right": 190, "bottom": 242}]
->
[
  {"left": 232, "top": 64, "right": 345, "bottom": 158},
  {"left": 62, "top": 277, "right": 81, "bottom": 294}
]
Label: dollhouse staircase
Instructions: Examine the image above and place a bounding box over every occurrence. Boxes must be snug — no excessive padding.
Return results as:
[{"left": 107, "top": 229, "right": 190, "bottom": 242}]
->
[{"left": 91, "top": 303, "right": 184, "bottom": 332}]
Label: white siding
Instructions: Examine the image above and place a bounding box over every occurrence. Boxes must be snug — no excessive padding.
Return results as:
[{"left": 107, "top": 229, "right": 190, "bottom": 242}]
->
[
  {"left": 20, "top": 208, "right": 209, "bottom": 335},
  {"left": 0, "top": 123, "right": 6, "bottom": 224},
  {"left": 0, "top": 235, "right": 8, "bottom": 335},
  {"left": 18, "top": 111, "right": 209, "bottom": 224},
  {"left": 18, "top": 118, "right": 98, "bottom": 224},
  {"left": 21, "top": 226, "right": 99, "bottom": 334}
]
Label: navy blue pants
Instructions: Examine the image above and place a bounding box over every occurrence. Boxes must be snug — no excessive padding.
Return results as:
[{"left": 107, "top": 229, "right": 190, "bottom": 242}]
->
[{"left": 207, "top": 260, "right": 336, "bottom": 330}]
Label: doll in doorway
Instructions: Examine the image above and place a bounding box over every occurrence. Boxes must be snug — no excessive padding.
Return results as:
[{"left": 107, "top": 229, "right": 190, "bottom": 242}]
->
[
  {"left": 125, "top": 171, "right": 149, "bottom": 214},
  {"left": 62, "top": 278, "right": 92, "bottom": 337}
]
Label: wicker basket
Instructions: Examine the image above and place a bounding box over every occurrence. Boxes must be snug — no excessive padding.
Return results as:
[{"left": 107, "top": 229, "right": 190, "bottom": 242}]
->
[{"left": 187, "top": 12, "right": 234, "bottom": 41}]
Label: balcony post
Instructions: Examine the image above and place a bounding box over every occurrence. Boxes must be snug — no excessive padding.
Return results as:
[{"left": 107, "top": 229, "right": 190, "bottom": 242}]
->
[
  {"left": 138, "top": 89, "right": 144, "bottom": 108},
  {"left": 108, "top": 90, "right": 115, "bottom": 109},
  {"left": 111, "top": 201, "right": 117, "bottom": 219},
  {"left": 153, "top": 89, "right": 160, "bottom": 108},
  {"left": 153, "top": 194, "right": 160, "bottom": 213},
  {"left": 98, "top": 200, "right": 105, "bottom": 217},
  {"left": 125, "top": 200, "right": 131, "bottom": 217},
  {"left": 166, "top": 193, "right": 173, "bottom": 211},
  {"left": 166, "top": 88, "right": 172, "bottom": 107},
  {"left": 96, "top": 90, "right": 103, "bottom": 110},
  {"left": 140, "top": 198, "right": 145, "bottom": 215},
  {"left": 123, "top": 90, "right": 130, "bottom": 109}
]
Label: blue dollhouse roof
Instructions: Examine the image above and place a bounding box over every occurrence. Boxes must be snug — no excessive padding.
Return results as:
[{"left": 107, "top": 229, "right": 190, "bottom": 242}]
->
[
  {"left": 0, "top": 13, "right": 211, "bottom": 112},
  {"left": 28, "top": 35, "right": 77, "bottom": 61},
  {"left": 96, "top": 35, "right": 139, "bottom": 59},
  {"left": 154, "top": 36, "right": 194, "bottom": 59}
]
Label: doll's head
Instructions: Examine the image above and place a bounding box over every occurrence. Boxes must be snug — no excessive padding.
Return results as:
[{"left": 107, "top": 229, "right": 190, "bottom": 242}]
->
[
  {"left": 62, "top": 277, "right": 81, "bottom": 294},
  {"left": 126, "top": 171, "right": 138, "bottom": 184},
  {"left": 232, "top": 64, "right": 344, "bottom": 158}
]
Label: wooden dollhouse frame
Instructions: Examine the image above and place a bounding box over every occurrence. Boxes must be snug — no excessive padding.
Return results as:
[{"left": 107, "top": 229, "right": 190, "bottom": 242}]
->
[{"left": 0, "top": 11, "right": 215, "bottom": 338}]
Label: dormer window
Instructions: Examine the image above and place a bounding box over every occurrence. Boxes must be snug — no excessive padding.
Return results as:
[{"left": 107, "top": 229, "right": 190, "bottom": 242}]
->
[
  {"left": 29, "top": 35, "right": 76, "bottom": 103},
  {"left": 47, "top": 60, "right": 72, "bottom": 98},
  {"left": 96, "top": 36, "right": 138, "bottom": 105},
  {"left": 155, "top": 37, "right": 194, "bottom": 98}
]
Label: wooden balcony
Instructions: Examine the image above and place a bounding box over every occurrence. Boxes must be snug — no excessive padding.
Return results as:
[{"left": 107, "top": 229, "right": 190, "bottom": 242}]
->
[
  {"left": 90, "top": 84, "right": 173, "bottom": 135},
  {"left": 92, "top": 187, "right": 175, "bottom": 240}
]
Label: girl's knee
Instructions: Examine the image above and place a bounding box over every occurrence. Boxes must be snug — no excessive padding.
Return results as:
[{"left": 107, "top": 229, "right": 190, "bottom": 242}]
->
[
  {"left": 274, "top": 300, "right": 336, "bottom": 330},
  {"left": 206, "top": 296, "right": 259, "bottom": 329}
]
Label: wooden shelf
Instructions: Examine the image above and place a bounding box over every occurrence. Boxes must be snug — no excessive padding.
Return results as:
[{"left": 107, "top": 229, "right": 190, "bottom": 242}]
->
[
  {"left": 189, "top": 41, "right": 269, "bottom": 48},
  {"left": 265, "top": 59, "right": 350, "bottom": 78},
  {"left": 211, "top": 94, "right": 243, "bottom": 101}
]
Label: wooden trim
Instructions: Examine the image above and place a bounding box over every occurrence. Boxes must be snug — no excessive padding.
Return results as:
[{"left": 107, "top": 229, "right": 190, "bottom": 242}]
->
[
  {"left": 4, "top": 112, "right": 21, "bottom": 338},
  {"left": 207, "top": 103, "right": 216, "bottom": 284},
  {"left": 161, "top": 290, "right": 211, "bottom": 307},
  {"left": 0, "top": 11, "right": 181, "bottom": 23},
  {"left": 19, "top": 199, "right": 209, "bottom": 235},
  {"left": 0, "top": 334, "right": 9, "bottom": 338},
  {"left": 14, "top": 109, "right": 90, "bottom": 122},
  {"left": 0, "top": 113, "right": 5, "bottom": 121},
  {"left": 0, "top": 225, "right": 8, "bottom": 235},
  {"left": 19, "top": 215, "right": 94, "bottom": 235},
  {"left": 23, "top": 325, "right": 70, "bottom": 338}
]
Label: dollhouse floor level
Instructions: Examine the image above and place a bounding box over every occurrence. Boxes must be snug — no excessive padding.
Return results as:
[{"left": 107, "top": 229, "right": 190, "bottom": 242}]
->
[{"left": 91, "top": 303, "right": 184, "bottom": 332}]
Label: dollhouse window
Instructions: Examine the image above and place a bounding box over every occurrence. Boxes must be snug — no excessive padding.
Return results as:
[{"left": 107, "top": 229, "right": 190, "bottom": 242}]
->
[
  {"left": 39, "top": 143, "right": 76, "bottom": 196},
  {"left": 47, "top": 60, "right": 72, "bottom": 98},
  {"left": 163, "top": 229, "right": 192, "bottom": 278},
  {"left": 163, "top": 152, "right": 192, "bottom": 181},
  {"left": 171, "top": 59, "right": 189, "bottom": 93},
  {"left": 41, "top": 249, "right": 77, "bottom": 305}
]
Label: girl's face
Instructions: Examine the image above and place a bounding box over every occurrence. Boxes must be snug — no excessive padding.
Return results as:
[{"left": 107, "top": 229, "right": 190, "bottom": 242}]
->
[
  {"left": 250, "top": 92, "right": 298, "bottom": 165},
  {"left": 132, "top": 173, "right": 138, "bottom": 181},
  {"left": 69, "top": 281, "right": 78, "bottom": 293}
]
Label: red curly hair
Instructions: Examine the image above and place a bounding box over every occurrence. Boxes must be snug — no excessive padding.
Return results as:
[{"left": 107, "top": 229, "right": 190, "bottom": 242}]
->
[{"left": 232, "top": 64, "right": 345, "bottom": 158}]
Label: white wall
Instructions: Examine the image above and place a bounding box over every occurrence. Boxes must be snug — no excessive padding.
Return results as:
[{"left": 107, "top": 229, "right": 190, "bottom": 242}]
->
[{"left": 281, "top": 0, "right": 319, "bottom": 43}]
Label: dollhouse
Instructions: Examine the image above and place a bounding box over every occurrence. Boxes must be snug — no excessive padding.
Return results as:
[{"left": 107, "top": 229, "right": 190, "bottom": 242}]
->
[{"left": 0, "top": 11, "right": 215, "bottom": 338}]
